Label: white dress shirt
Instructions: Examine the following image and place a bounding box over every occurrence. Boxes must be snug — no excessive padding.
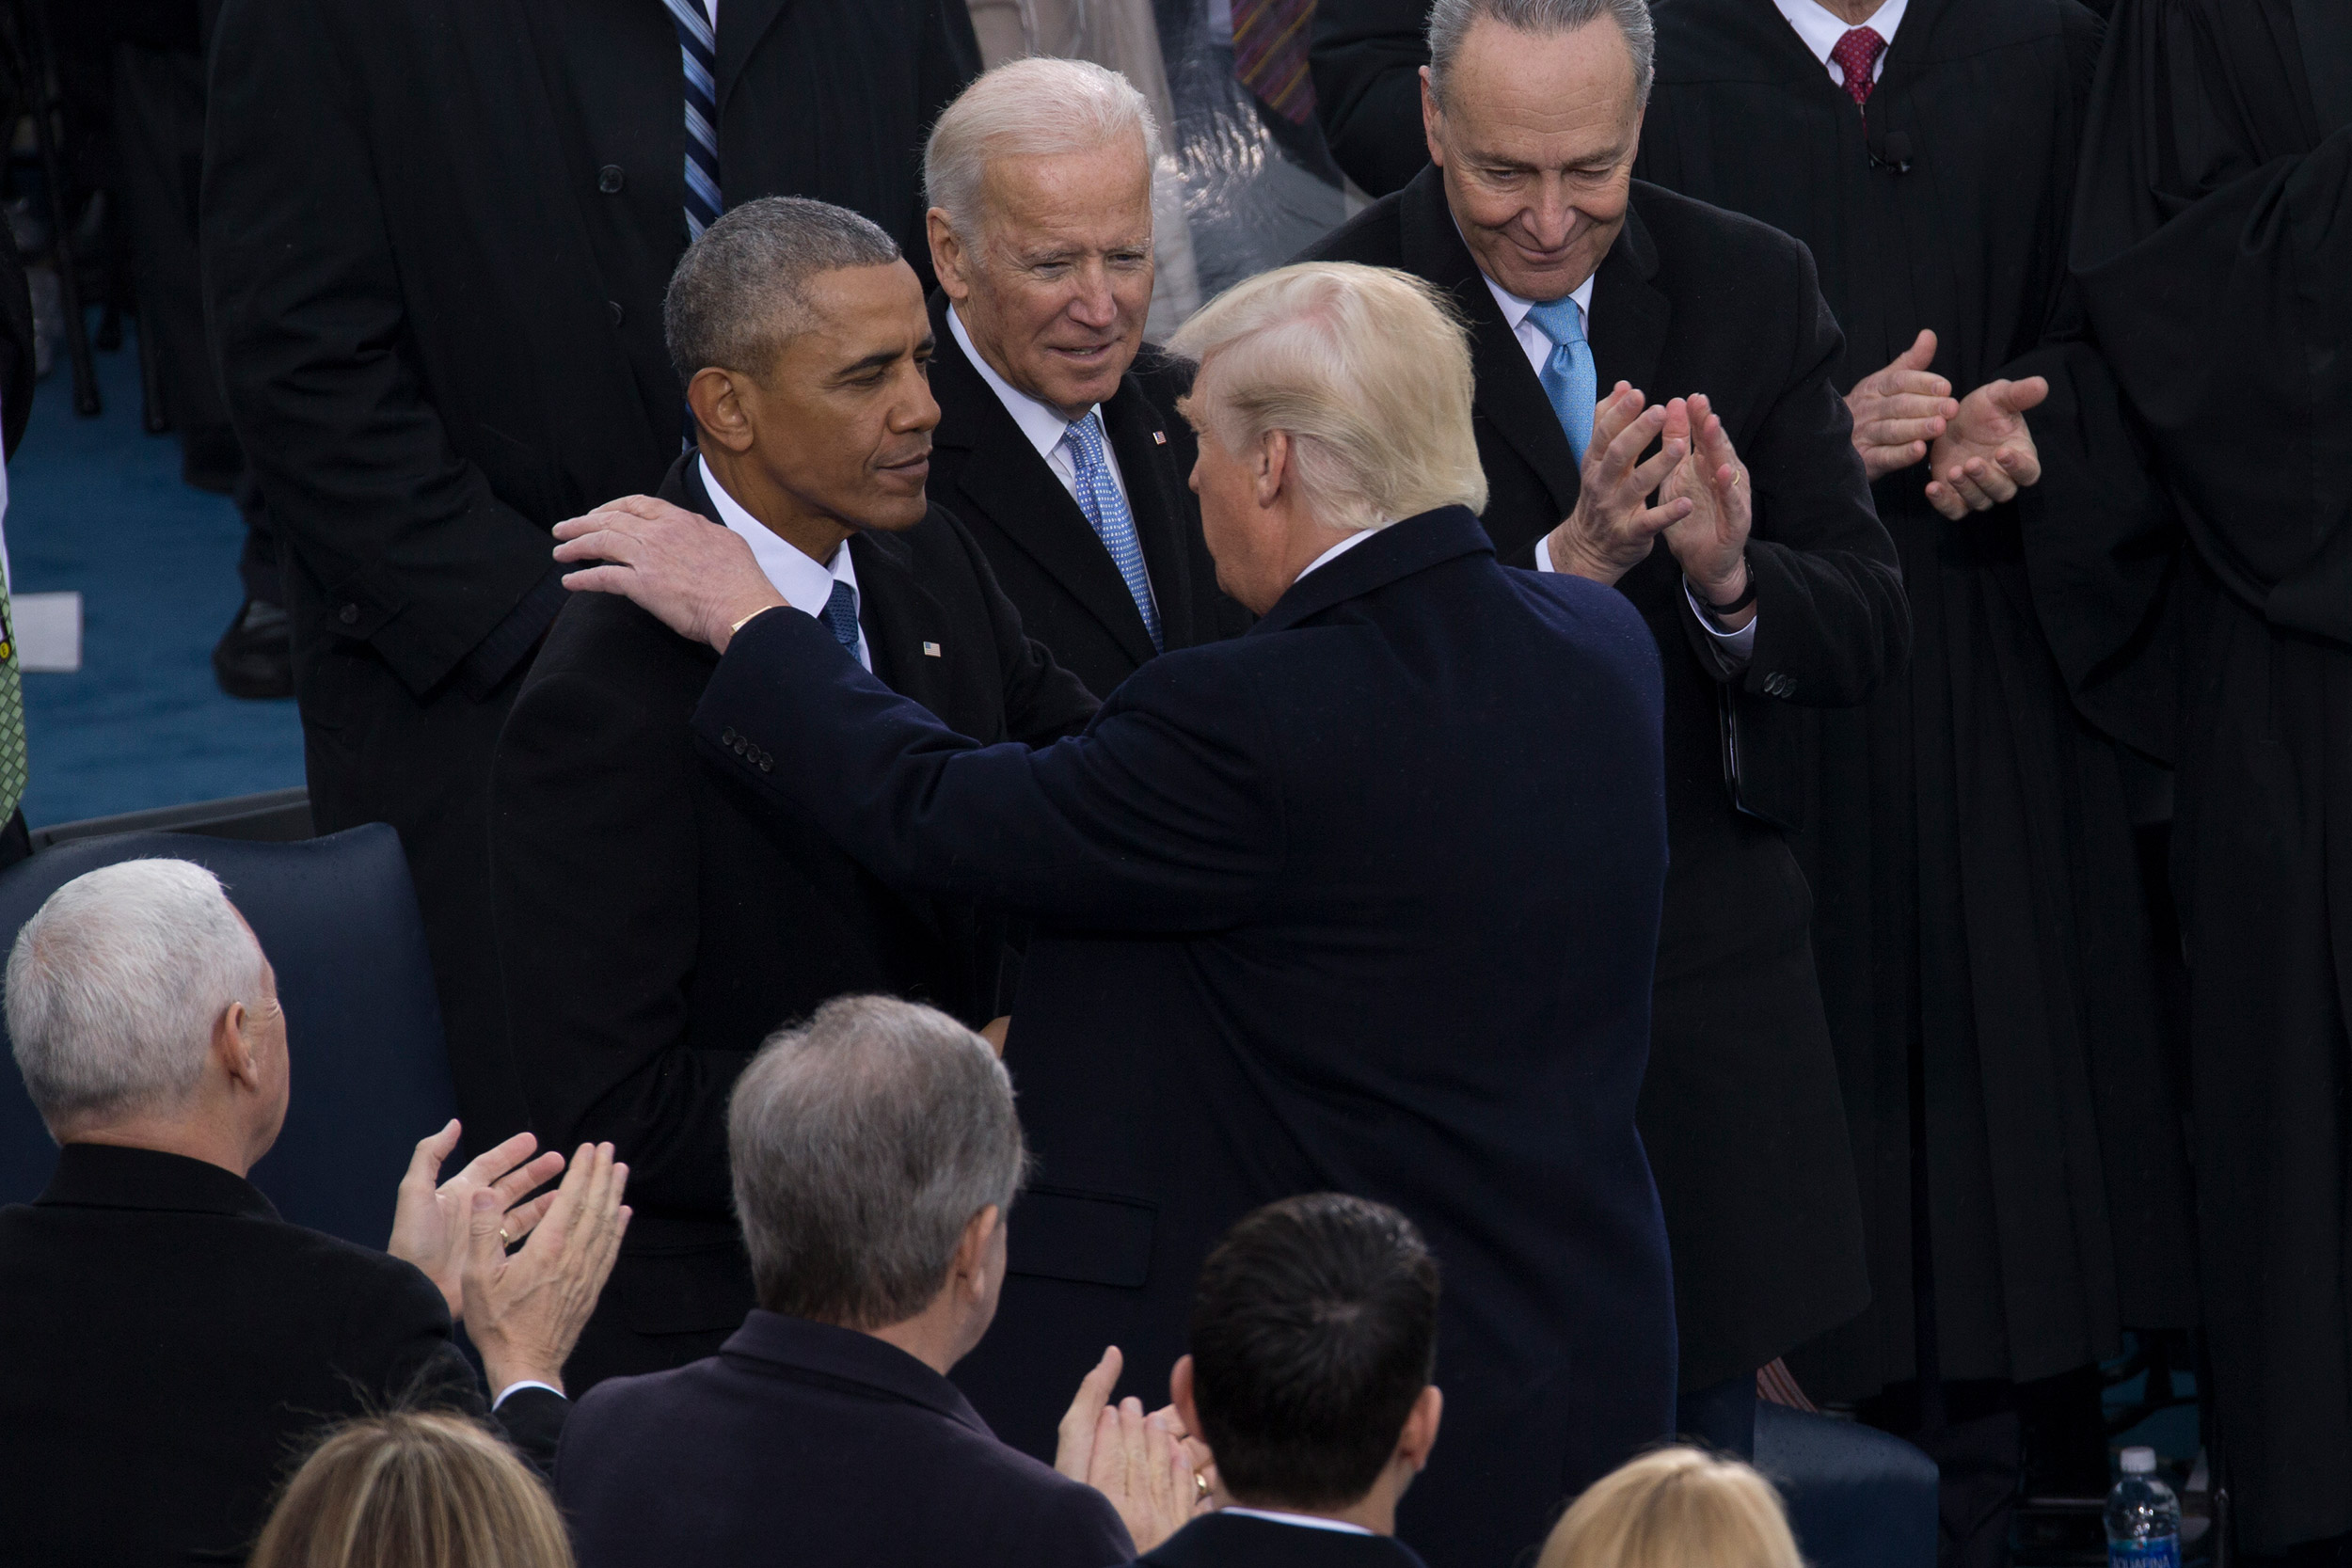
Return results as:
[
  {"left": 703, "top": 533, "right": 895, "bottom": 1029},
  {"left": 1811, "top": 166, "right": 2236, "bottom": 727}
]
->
[
  {"left": 1221, "top": 1509, "right": 1376, "bottom": 1537},
  {"left": 947, "top": 304, "right": 1134, "bottom": 509},
  {"left": 1772, "top": 0, "right": 1911, "bottom": 86},
  {"left": 698, "top": 455, "right": 870, "bottom": 671},
  {"left": 1295, "top": 527, "right": 1377, "bottom": 583},
  {"left": 1487, "top": 276, "right": 1759, "bottom": 662},
  {"left": 494, "top": 1379, "right": 564, "bottom": 1409}
]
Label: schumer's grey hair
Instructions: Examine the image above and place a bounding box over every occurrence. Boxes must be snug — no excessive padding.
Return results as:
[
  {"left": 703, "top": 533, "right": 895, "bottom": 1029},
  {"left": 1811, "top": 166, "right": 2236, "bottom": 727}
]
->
[
  {"left": 1428, "top": 0, "right": 1656, "bottom": 106},
  {"left": 663, "top": 196, "right": 902, "bottom": 388},
  {"left": 7, "top": 859, "right": 266, "bottom": 1136},
  {"left": 728, "top": 995, "right": 1028, "bottom": 1330},
  {"left": 925, "top": 57, "right": 1160, "bottom": 241}
]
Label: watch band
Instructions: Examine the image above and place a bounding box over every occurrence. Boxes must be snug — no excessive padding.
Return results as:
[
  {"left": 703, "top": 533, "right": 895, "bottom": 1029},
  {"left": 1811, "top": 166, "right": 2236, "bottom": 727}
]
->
[{"left": 1699, "top": 564, "right": 1758, "bottom": 617}]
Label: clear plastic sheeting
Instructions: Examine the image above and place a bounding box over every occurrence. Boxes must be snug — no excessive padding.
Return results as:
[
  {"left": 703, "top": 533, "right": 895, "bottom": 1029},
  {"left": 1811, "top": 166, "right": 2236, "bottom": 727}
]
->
[{"left": 966, "top": 0, "right": 1349, "bottom": 336}]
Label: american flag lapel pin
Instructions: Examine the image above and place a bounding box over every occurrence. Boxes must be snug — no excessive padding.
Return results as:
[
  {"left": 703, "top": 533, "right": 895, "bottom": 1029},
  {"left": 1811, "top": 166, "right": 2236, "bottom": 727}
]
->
[
  {"left": 923, "top": 641, "right": 943, "bottom": 657},
  {"left": 1152, "top": 430, "right": 1167, "bottom": 445}
]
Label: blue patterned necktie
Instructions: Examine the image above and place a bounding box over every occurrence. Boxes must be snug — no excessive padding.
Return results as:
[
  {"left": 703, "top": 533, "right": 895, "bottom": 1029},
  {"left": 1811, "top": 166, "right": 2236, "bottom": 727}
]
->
[
  {"left": 662, "top": 0, "right": 721, "bottom": 240},
  {"left": 819, "top": 578, "right": 862, "bottom": 659},
  {"left": 1525, "top": 296, "right": 1597, "bottom": 462},
  {"left": 1063, "top": 411, "right": 1163, "bottom": 652}
]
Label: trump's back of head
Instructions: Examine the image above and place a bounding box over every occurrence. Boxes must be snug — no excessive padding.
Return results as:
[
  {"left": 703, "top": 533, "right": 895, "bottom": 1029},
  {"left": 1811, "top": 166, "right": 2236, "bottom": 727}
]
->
[{"left": 1168, "top": 262, "right": 1488, "bottom": 533}]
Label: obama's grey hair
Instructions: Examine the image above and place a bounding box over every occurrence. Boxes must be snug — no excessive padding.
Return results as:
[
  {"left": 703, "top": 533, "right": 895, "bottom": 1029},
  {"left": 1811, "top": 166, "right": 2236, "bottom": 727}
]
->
[
  {"left": 727, "top": 994, "right": 1029, "bottom": 1331},
  {"left": 925, "top": 57, "right": 1160, "bottom": 243},
  {"left": 663, "top": 196, "right": 902, "bottom": 388},
  {"left": 6, "top": 859, "right": 266, "bottom": 1137},
  {"left": 1427, "top": 0, "right": 1657, "bottom": 108}
]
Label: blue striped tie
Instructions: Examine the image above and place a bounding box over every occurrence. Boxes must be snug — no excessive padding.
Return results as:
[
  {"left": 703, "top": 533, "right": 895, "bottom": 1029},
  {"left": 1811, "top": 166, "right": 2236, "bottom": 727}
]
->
[
  {"left": 663, "top": 0, "right": 722, "bottom": 240},
  {"left": 1525, "top": 296, "right": 1597, "bottom": 462},
  {"left": 1063, "top": 412, "right": 1162, "bottom": 653}
]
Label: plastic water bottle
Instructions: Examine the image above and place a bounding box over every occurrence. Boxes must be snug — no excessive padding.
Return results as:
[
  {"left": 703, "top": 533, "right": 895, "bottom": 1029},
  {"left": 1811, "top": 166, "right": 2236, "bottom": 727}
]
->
[{"left": 2106, "top": 1447, "right": 2182, "bottom": 1568}]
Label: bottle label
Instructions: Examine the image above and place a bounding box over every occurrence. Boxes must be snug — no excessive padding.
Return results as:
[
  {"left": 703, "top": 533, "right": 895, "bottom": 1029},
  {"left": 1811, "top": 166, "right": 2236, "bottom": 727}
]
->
[{"left": 2110, "top": 1539, "right": 2181, "bottom": 1568}]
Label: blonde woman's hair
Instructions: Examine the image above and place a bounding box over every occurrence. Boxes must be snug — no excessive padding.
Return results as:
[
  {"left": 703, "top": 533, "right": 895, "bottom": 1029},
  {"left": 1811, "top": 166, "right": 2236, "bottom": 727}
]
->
[
  {"left": 1167, "top": 261, "right": 1489, "bottom": 534},
  {"left": 248, "top": 1411, "right": 575, "bottom": 1568},
  {"left": 1537, "top": 1446, "right": 1804, "bottom": 1568}
]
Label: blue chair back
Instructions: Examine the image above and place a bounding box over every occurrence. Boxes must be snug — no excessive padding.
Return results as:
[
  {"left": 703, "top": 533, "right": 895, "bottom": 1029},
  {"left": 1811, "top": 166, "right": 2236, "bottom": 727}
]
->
[
  {"left": 0, "top": 825, "right": 455, "bottom": 1248},
  {"left": 1757, "top": 1400, "right": 1941, "bottom": 1568}
]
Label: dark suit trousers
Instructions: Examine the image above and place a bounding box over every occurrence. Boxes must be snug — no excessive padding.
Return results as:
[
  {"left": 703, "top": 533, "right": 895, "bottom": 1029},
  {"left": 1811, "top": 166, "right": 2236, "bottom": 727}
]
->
[{"left": 296, "top": 636, "right": 531, "bottom": 1148}]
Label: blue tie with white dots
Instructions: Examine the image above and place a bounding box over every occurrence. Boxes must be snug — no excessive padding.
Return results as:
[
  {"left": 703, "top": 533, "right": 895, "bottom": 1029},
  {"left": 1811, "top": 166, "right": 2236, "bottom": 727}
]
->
[
  {"left": 819, "top": 579, "right": 861, "bottom": 659},
  {"left": 1525, "top": 295, "right": 1597, "bottom": 462},
  {"left": 1063, "top": 411, "right": 1163, "bottom": 653}
]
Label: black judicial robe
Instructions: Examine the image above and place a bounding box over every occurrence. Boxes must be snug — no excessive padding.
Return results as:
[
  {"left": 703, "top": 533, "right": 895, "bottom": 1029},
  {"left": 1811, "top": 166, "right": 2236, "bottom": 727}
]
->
[
  {"left": 2060, "top": 0, "right": 2352, "bottom": 1545},
  {"left": 1633, "top": 0, "right": 2200, "bottom": 1404}
]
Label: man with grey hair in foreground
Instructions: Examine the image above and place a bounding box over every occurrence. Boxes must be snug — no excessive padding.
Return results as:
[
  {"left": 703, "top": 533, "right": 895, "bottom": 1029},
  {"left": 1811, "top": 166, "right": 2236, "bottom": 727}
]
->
[
  {"left": 552, "top": 259, "right": 1677, "bottom": 1568},
  {"left": 0, "top": 859, "right": 628, "bottom": 1566},
  {"left": 553, "top": 994, "right": 1199, "bottom": 1568},
  {"left": 922, "top": 56, "right": 1244, "bottom": 700},
  {"left": 492, "top": 195, "right": 1097, "bottom": 1389}
]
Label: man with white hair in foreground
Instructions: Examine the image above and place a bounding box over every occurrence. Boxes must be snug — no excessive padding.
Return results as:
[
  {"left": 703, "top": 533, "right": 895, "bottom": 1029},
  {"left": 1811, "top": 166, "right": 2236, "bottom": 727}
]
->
[
  {"left": 554, "top": 260, "right": 1677, "bottom": 1568},
  {"left": 0, "top": 859, "right": 628, "bottom": 1567}
]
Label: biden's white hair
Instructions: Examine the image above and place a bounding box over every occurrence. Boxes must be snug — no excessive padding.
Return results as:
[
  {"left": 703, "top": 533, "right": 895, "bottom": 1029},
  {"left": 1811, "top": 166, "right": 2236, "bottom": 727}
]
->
[
  {"left": 1168, "top": 262, "right": 1489, "bottom": 533},
  {"left": 6, "top": 859, "right": 265, "bottom": 1137},
  {"left": 924, "top": 56, "right": 1160, "bottom": 241}
]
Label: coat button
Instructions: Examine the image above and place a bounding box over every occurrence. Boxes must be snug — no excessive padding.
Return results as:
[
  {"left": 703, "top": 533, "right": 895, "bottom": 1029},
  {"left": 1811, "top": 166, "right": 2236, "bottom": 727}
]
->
[
  {"left": 596, "top": 165, "right": 626, "bottom": 194},
  {"left": 758, "top": 757, "right": 772, "bottom": 773},
  {"left": 721, "top": 727, "right": 737, "bottom": 746},
  {"left": 608, "top": 300, "right": 624, "bottom": 326},
  {"left": 339, "top": 603, "right": 359, "bottom": 626},
  {"left": 1763, "top": 673, "right": 1795, "bottom": 699}
]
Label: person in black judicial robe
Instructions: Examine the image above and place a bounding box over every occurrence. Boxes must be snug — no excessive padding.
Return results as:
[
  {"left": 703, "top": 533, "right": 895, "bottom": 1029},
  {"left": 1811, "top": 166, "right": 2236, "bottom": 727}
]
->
[
  {"left": 1311, "top": 0, "right": 1438, "bottom": 198},
  {"left": 199, "top": 0, "right": 978, "bottom": 1149},
  {"left": 1301, "top": 20, "right": 1908, "bottom": 1426},
  {"left": 494, "top": 456, "right": 1096, "bottom": 1387},
  {"left": 2053, "top": 0, "right": 2352, "bottom": 1545},
  {"left": 1632, "top": 0, "right": 2200, "bottom": 1449},
  {"left": 0, "top": 230, "right": 34, "bottom": 870},
  {"left": 0, "top": 1145, "right": 568, "bottom": 1567},
  {"left": 547, "top": 258, "right": 1678, "bottom": 1568}
]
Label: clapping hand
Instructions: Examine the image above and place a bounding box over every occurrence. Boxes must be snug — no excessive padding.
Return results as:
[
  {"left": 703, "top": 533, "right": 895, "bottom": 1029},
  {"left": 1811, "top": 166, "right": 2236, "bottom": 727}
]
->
[
  {"left": 552, "top": 494, "right": 787, "bottom": 651},
  {"left": 460, "top": 1141, "right": 631, "bottom": 1399},
  {"left": 1056, "top": 1346, "right": 1207, "bottom": 1553},
  {"left": 1845, "top": 329, "right": 1957, "bottom": 481},
  {"left": 1924, "top": 376, "right": 2048, "bottom": 518},
  {"left": 1541, "top": 384, "right": 1692, "bottom": 588},
  {"left": 387, "top": 1120, "right": 568, "bottom": 1319},
  {"left": 1659, "top": 394, "right": 1755, "bottom": 624}
]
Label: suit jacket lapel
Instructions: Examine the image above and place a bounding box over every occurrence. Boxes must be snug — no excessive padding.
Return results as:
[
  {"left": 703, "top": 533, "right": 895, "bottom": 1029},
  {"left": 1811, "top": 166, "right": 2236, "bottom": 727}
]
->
[
  {"left": 1398, "top": 167, "right": 1584, "bottom": 521},
  {"left": 1100, "top": 379, "right": 1196, "bottom": 648},
  {"left": 715, "top": 0, "right": 792, "bottom": 112},
  {"left": 1586, "top": 201, "right": 1671, "bottom": 420},
  {"left": 849, "top": 526, "right": 959, "bottom": 720},
  {"left": 930, "top": 303, "right": 1161, "bottom": 668}
]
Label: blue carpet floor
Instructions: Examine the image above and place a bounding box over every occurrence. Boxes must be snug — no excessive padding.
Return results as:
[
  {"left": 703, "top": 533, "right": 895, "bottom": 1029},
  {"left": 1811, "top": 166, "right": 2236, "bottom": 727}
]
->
[{"left": 8, "top": 327, "right": 304, "bottom": 830}]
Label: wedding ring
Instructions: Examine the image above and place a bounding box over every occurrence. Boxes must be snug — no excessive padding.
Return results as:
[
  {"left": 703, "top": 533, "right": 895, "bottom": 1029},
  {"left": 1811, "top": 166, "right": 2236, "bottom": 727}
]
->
[
  {"left": 499, "top": 1227, "right": 511, "bottom": 1245},
  {"left": 1194, "top": 1470, "right": 1210, "bottom": 1502}
]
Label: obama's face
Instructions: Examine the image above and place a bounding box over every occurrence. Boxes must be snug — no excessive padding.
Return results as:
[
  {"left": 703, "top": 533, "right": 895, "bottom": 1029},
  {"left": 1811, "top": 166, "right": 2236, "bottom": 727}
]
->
[{"left": 1422, "top": 15, "right": 1645, "bottom": 304}]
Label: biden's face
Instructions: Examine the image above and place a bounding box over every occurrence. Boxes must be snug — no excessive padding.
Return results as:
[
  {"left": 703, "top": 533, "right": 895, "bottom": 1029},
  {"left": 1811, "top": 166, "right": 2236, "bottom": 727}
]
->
[
  {"left": 1422, "top": 16, "right": 1644, "bottom": 305},
  {"left": 931, "top": 137, "right": 1155, "bottom": 420}
]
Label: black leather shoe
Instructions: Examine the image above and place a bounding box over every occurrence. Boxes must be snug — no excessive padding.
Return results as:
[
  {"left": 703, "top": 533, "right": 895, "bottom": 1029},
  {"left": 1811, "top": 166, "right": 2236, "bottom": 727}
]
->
[{"left": 213, "top": 597, "right": 294, "bottom": 700}]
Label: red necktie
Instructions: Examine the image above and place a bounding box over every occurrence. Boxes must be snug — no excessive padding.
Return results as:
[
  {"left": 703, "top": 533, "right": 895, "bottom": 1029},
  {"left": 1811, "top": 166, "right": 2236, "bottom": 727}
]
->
[
  {"left": 1830, "top": 26, "right": 1885, "bottom": 106},
  {"left": 1232, "top": 0, "right": 1318, "bottom": 125}
]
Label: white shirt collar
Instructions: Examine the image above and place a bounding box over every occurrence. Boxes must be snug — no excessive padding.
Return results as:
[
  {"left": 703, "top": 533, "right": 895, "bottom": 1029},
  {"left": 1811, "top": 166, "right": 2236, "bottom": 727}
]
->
[
  {"left": 1772, "top": 0, "right": 1909, "bottom": 75},
  {"left": 696, "top": 454, "right": 867, "bottom": 668},
  {"left": 1294, "top": 526, "right": 1380, "bottom": 584},
  {"left": 1221, "top": 1508, "right": 1376, "bottom": 1537},
  {"left": 1483, "top": 270, "right": 1596, "bottom": 343},
  {"left": 948, "top": 303, "right": 1099, "bottom": 467}
]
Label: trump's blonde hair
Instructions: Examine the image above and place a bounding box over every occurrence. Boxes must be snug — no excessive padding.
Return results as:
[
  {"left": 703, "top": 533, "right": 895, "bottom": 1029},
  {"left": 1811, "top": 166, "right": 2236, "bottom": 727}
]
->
[
  {"left": 1167, "top": 262, "right": 1488, "bottom": 533},
  {"left": 1537, "top": 1447, "right": 1804, "bottom": 1568},
  {"left": 247, "top": 1412, "right": 574, "bottom": 1568}
]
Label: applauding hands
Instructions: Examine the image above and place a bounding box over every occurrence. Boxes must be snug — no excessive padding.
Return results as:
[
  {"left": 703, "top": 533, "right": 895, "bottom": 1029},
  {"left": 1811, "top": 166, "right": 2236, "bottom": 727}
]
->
[
  {"left": 1056, "top": 1345, "right": 1209, "bottom": 1554},
  {"left": 1543, "top": 385, "right": 1754, "bottom": 625},
  {"left": 1844, "top": 328, "right": 2050, "bottom": 519}
]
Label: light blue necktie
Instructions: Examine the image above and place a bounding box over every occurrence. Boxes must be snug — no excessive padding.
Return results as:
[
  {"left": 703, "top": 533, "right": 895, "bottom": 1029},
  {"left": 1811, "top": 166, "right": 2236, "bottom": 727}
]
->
[
  {"left": 1525, "top": 296, "right": 1597, "bottom": 462},
  {"left": 819, "top": 578, "right": 862, "bottom": 659},
  {"left": 1063, "top": 412, "right": 1163, "bottom": 653}
]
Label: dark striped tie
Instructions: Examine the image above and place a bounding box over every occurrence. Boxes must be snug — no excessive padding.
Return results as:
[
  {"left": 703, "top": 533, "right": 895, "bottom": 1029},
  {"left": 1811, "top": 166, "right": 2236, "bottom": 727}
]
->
[
  {"left": 1232, "top": 0, "right": 1318, "bottom": 126},
  {"left": 663, "top": 0, "right": 722, "bottom": 239}
]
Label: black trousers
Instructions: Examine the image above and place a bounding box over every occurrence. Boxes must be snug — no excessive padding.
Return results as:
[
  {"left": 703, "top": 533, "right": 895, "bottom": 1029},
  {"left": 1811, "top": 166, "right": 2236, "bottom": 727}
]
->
[{"left": 294, "top": 636, "right": 531, "bottom": 1149}]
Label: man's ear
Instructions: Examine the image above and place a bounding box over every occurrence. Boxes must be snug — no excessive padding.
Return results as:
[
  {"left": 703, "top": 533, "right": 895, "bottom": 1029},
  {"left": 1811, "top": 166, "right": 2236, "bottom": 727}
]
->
[
  {"left": 212, "top": 1002, "right": 260, "bottom": 1091},
  {"left": 1420, "top": 66, "right": 1446, "bottom": 167},
  {"left": 1170, "top": 1354, "right": 1203, "bottom": 1441},
  {"left": 687, "top": 366, "right": 756, "bottom": 455},
  {"left": 928, "top": 208, "right": 972, "bottom": 304},
  {"left": 1395, "top": 1384, "right": 1443, "bottom": 1473},
  {"left": 1255, "top": 430, "right": 1292, "bottom": 508},
  {"left": 954, "top": 1204, "right": 1002, "bottom": 1296}
]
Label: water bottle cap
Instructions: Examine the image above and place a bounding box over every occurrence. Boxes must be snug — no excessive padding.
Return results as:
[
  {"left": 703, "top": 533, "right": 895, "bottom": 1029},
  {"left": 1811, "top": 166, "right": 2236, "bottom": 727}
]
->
[{"left": 2121, "top": 1447, "right": 2158, "bottom": 1474}]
